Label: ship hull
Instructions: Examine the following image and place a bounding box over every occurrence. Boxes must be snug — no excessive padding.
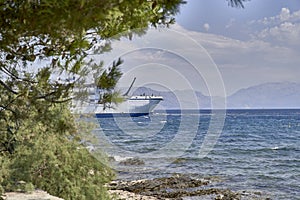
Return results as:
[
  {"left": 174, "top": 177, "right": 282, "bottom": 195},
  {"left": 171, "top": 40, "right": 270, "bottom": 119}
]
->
[
  {"left": 95, "top": 112, "right": 149, "bottom": 118},
  {"left": 72, "top": 96, "right": 163, "bottom": 118}
]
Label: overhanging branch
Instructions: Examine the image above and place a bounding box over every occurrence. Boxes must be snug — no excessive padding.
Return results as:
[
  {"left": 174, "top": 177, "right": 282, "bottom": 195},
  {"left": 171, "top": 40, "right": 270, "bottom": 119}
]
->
[{"left": 0, "top": 79, "right": 18, "bottom": 95}]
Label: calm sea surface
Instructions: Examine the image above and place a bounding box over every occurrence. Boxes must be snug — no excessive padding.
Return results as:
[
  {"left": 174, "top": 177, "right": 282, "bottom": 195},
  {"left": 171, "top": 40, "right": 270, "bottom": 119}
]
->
[{"left": 94, "top": 109, "right": 300, "bottom": 199}]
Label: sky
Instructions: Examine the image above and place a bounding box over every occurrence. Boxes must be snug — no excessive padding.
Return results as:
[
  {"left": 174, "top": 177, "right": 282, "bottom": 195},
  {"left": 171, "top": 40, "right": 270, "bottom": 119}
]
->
[
  {"left": 99, "top": 0, "right": 300, "bottom": 97},
  {"left": 175, "top": 0, "right": 300, "bottom": 95}
]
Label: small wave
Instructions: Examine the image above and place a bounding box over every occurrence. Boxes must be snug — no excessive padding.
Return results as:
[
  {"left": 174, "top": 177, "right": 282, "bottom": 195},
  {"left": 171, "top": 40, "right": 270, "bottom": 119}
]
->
[
  {"left": 112, "top": 155, "right": 133, "bottom": 162},
  {"left": 271, "top": 146, "right": 279, "bottom": 150},
  {"left": 269, "top": 145, "right": 299, "bottom": 151}
]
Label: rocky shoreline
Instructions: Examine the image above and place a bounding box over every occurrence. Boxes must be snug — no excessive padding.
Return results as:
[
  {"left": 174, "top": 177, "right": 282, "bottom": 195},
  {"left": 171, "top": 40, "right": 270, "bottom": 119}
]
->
[
  {"left": 2, "top": 174, "right": 271, "bottom": 200},
  {"left": 107, "top": 174, "right": 269, "bottom": 200}
]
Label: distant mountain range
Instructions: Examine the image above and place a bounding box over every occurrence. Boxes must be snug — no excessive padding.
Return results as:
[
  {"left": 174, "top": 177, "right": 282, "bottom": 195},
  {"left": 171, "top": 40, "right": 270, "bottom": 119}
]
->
[
  {"left": 131, "top": 82, "right": 300, "bottom": 109},
  {"left": 227, "top": 82, "right": 300, "bottom": 109}
]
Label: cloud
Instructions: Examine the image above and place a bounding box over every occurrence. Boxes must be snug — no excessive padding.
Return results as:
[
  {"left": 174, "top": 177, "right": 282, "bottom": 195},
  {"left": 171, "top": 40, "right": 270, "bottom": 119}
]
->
[
  {"left": 279, "top": 8, "right": 291, "bottom": 22},
  {"left": 169, "top": 25, "right": 300, "bottom": 94},
  {"left": 225, "top": 18, "right": 236, "bottom": 29},
  {"left": 98, "top": 24, "right": 300, "bottom": 95},
  {"left": 250, "top": 8, "right": 300, "bottom": 47},
  {"left": 203, "top": 23, "right": 210, "bottom": 31},
  {"left": 255, "top": 8, "right": 300, "bottom": 25},
  {"left": 190, "top": 31, "right": 297, "bottom": 67},
  {"left": 257, "top": 22, "right": 300, "bottom": 46}
]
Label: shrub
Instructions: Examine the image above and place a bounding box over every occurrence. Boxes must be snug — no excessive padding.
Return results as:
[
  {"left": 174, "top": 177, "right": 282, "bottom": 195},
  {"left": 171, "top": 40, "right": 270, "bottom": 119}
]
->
[{"left": 0, "top": 103, "right": 114, "bottom": 200}]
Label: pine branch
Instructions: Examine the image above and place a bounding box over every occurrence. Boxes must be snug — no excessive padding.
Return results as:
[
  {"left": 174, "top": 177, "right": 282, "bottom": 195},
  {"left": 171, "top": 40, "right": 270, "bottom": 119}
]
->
[{"left": 0, "top": 79, "right": 18, "bottom": 95}]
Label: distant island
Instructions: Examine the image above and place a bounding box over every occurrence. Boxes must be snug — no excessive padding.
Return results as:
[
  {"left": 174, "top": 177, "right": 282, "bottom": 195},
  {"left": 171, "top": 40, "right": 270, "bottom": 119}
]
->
[{"left": 131, "top": 82, "right": 300, "bottom": 109}]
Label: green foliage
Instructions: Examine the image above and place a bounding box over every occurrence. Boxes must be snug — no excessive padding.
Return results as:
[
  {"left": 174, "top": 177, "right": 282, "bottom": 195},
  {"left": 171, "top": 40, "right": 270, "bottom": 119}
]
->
[
  {"left": 0, "top": 103, "right": 114, "bottom": 199},
  {"left": 0, "top": 0, "right": 184, "bottom": 199},
  {"left": 4, "top": 180, "right": 34, "bottom": 193},
  {"left": 0, "top": 0, "right": 185, "bottom": 155},
  {"left": 96, "top": 58, "right": 124, "bottom": 109},
  {"left": 97, "top": 58, "right": 123, "bottom": 91},
  {"left": 0, "top": 0, "right": 185, "bottom": 121},
  {"left": 0, "top": 157, "right": 10, "bottom": 195}
]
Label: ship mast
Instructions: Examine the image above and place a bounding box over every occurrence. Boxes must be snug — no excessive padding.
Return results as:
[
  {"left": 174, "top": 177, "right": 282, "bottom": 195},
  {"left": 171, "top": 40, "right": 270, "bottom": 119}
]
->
[{"left": 123, "top": 77, "right": 136, "bottom": 96}]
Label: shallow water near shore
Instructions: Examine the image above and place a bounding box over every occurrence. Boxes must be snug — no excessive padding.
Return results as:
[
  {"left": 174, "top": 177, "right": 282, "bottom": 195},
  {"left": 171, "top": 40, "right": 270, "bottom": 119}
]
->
[{"left": 94, "top": 109, "right": 300, "bottom": 199}]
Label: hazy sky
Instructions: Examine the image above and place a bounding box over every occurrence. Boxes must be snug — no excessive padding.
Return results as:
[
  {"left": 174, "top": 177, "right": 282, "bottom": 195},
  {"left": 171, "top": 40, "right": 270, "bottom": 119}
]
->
[
  {"left": 175, "top": 0, "right": 300, "bottom": 95},
  {"left": 99, "top": 0, "right": 300, "bottom": 96}
]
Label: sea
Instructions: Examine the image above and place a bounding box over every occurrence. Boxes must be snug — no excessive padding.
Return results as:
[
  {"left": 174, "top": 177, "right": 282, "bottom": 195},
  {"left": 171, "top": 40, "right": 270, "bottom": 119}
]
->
[{"left": 92, "top": 109, "right": 300, "bottom": 199}]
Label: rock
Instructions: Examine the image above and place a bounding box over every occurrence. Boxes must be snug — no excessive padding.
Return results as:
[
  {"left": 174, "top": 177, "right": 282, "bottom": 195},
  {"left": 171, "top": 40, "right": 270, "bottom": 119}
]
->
[
  {"left": 119, "top": 157, "right": 145, "bottom": 166},
  {"left": 108, "top": 174, "right": 269, "bottom": 199},
  {"left": 109, "top": 174, "right": 209, "bottom": 191},
  {"left": 108, "top": 174, "right": 232, "bottom": 199},
  {"left": 109, "top": 190, "right": 160, "bottom": 200},
  {"left": 2, "top": 190, "right": 64, "bottom": 200}
]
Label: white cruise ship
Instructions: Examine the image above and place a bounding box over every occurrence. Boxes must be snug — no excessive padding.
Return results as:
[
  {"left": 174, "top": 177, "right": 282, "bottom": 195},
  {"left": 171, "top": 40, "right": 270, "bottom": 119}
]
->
[{"left": 71, "top": 78, "right": 163, "bottom": 117}]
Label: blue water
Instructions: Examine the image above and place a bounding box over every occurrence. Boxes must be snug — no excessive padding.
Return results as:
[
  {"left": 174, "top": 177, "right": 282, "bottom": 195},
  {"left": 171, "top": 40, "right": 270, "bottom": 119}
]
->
[{"left": 94, "top": 109, "right": 300, "bottom": 199}]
